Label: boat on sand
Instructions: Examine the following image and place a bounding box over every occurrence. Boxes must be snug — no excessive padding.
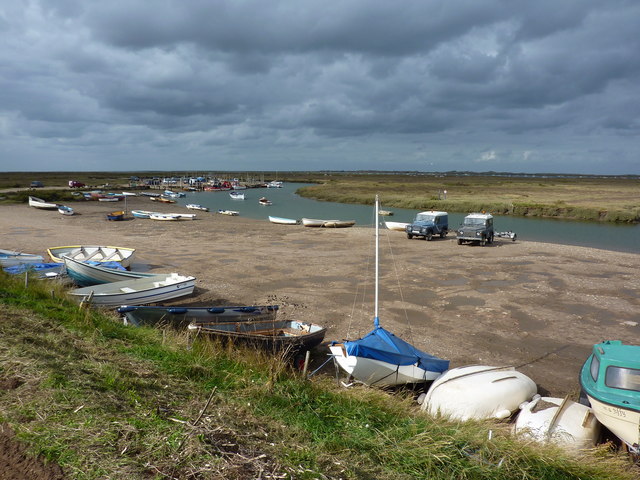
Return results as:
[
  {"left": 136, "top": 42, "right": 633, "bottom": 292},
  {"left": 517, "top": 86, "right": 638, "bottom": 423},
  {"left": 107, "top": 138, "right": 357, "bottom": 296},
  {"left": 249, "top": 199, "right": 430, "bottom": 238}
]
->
[
  {"left": 269, "top": 216, "right": 299, "bottom": 225},
  {"left": 63, "top": 256, "right": 156, "bottom": 287},
  {"left": 0, "top": 249, "right": 45, "bottom": 267},
  {"left": 47, "top": 245, "right": 136, "bottom": 268},
  {"left": 329, "top": 196, "right": 449, "bottom": 386},
  {"left": 68, "top": 273, "right": 196, "bottom": 306},
  {"left": 29, "top": 196, "right": 58, "bottom": 210}
]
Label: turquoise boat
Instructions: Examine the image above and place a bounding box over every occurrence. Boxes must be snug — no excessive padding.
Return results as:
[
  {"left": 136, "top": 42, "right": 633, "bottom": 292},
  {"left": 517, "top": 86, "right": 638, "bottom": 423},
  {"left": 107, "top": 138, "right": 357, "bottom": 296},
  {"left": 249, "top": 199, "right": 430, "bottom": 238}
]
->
[{"left": 579, "top": 340, "right": 640, "bottom": 450}]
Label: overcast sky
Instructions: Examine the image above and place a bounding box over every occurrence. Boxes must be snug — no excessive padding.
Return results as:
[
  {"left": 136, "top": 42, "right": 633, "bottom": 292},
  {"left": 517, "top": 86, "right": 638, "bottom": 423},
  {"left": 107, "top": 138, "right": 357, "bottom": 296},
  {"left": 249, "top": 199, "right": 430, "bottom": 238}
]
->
[{"left": 1, "top": 1, "right": 639, "bottom": 174}]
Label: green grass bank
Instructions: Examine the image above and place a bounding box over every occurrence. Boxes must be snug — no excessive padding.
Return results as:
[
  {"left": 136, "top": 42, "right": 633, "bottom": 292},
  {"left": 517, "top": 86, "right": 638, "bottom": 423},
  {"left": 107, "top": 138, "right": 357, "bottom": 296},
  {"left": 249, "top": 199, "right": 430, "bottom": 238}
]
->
[{"left": 0, "top": 273, "right": 636, "bottom": 479}]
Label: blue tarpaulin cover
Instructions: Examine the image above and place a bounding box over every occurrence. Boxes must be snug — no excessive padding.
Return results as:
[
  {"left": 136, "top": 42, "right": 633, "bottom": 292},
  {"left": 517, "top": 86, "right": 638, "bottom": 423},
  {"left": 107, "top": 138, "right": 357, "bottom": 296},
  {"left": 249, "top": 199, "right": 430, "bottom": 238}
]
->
[
  {"left": 343, "top": 319, "right": 449, "bottom": 373},
  {"left": 3, "top": 263, "right": 61, "bottom": 275}
]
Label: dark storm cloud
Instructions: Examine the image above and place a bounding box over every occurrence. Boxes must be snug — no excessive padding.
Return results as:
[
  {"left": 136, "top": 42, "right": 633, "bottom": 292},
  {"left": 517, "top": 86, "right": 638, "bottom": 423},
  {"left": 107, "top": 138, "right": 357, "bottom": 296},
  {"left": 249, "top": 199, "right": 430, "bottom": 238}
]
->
[{"left": 1, "top": 0, "right": 638, "bottom": 173}]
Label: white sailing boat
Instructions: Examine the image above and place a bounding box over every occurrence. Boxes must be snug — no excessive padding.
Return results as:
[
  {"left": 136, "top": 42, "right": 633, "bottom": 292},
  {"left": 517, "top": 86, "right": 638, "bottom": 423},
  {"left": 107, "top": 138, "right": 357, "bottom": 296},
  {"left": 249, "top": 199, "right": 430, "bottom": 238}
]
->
[{"left": 329, "top": 196, "right": 449, "bottom": 386}]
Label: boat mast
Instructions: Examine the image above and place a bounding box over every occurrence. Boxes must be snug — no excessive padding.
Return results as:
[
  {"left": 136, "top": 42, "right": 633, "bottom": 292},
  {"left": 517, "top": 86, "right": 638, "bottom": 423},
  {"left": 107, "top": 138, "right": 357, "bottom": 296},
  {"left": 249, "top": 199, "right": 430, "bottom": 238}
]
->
[{"left": 374, "top": 195, "right": 379, "bottom": 326}]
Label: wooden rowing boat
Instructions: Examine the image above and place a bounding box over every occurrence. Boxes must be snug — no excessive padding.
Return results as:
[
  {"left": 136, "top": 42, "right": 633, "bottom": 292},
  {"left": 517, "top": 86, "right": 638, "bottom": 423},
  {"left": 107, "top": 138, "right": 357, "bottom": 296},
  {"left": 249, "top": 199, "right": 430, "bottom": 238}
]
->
[{"left": 47, "top": 245, "right": 136, "bottom": 268}]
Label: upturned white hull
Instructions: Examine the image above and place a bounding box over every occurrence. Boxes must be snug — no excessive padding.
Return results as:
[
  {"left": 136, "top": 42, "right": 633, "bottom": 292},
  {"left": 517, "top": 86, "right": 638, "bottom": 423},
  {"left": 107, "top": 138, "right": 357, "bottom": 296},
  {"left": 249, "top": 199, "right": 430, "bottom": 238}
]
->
[
  {"left": 329, "top": 344, "right": 442, "bottom": 386},
  {"left": 268, "top": 216, "right": 298, "bottom": 225},
  {"left": 421, "top": 365, "right": 537, "bottom": 421},
  {"left": 514, "top": 396, "right": 601, "bottom": 452},
  {"left": 384, "top": 221, "right": 409, "bottom": 231},
  {"left": 28, "top": 196, "right": 58, "bottom": 210},
  {"left": 586, "top": 394, "right": 640, "bottom": 447}
]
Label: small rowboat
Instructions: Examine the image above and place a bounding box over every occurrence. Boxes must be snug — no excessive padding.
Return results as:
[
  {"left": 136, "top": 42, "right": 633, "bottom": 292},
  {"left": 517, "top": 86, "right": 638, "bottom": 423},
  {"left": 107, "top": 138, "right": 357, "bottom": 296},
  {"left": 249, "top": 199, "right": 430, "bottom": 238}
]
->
[
  {"left": 301, "top": 218, "right": 324, "bottom": 227},
  {"left": 150, "top": 196, "right": 176, "bottom": 203},
  {"left": 28, "top": 196, "right": 58, "bottom": 210},
  {"left": 384, "top": 221, "right": 409, "bottom": 231},
  {"left": 0, "top": 249, "right": 45, "bottom": 267},
  {"left": 189, "top": 318, "right": 326, "bottom": 354},
  {"left": 117, "top": 304, "right": 279, "bottom": 328},
  {"left": 58, "top": 205, "right": 75, "bottom": 216},
  {"left": 106, "top": 210, "right": 124, "bottom": 221},
  {"left": 47, "top": 245, "right": 136, "bottom": 268},
  {"left": 149, "top": 213, "right": 180, "bottom": 221},
  {"left": 186, "top": 204, "right": 209, "bottom": 211},
  {"left": 131, "top": 210, "right": 156, "bottom": 219},
  {"left": 63, "top": 256, "right": 156, "bottom": 286},
  {"left": 218, "top": 209, "right": 239, "bottom": 216},
  {"left": 268, "top": 216, "right": 299, "bottom": 225},
  {"left": 68, "top": 273, "right": 196, "bottom": 306},
  {"left": 229, "top": 191, "right": 245, "bottom": 200},
  {"left": 322, "top": 220, "right": 355, "bottom": 228},
  {"left": 258, "top": 197, "right": 272, "bottom": 206}
]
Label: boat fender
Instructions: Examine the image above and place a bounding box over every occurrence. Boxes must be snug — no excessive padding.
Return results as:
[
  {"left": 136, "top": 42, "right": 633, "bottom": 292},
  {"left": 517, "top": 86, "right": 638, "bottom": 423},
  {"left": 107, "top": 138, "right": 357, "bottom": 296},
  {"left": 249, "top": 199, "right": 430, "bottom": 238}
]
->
[
  {"left": 207, "top": 307, "right": 225, "bottom": 314},
  {"left": 495, "top": 409, "right": 512, "bottom": 420},
  {"left": 168, "top": 308, "right": 188, "bottom": 314},
  {"left": 116, "top": 306, "right": 137, "bottom": 313}
]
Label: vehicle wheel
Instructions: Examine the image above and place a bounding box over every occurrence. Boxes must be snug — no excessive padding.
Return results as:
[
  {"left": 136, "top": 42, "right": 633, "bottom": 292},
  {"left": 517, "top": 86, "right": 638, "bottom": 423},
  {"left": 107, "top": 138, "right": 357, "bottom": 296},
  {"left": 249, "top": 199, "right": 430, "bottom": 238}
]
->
[
  {"left": 488, "top": 234, "right": 494, "bottom": 244},
  {"left": 480, "top": 237, "right": 486, "bottom": 246},
  {"left": 457, "top": 239, "right": 462, "bottom": 245},
  {"left": 407, "top": 233, "right": 413, "bottom": 239},
  {"left": 440, "top": 231, "right": 447, "bottom": 238},
  {"left": 426, "top": 231, "right": 433, "bottom": 241}
]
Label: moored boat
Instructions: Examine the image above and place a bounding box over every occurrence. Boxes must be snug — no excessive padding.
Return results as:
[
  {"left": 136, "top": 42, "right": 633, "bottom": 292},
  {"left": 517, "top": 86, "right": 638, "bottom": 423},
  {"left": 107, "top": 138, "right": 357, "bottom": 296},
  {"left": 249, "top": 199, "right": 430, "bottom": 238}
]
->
[
  {"left": 378, "top": 210, "right": 393, "bottom": 216},
  {"left": 258, "top": 197, "right": 272, "bottom": 206},
  {"left": 579, "top": 340, "right": 640, "bottom": 451},
  {"left": 217, "top": 209, "right": 239, "bottom": 216},
  {"left": 186, "top": 204, "right": 209, "bottom": 211},
  {"left": 229, "top": 191, "right": 245, "bottom": 200},
  {"left": 28, "top": 196, "right": 58, "bottom": 210},
  {"left": 268, "top": 216, "right": 299, "bottom": 225},
  {"left": 117, "top": 304, "right": 279, "bottom": 328},
  {"left": 63, "top": 256, "right": 157, "bottom": 287},
  {"left": 47, "top": 245, "right": 136, "bottom": 268},
  {"left": 67, "top": 273, "right": 196, "bottom": 306}
]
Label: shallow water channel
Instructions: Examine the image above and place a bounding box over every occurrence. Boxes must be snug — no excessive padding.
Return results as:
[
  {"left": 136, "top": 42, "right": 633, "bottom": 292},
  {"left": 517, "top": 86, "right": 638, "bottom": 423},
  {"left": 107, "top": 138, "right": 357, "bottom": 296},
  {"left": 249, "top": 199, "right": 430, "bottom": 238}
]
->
[{"left": 175, "top": 183, "right": 640, "bottom": 254}]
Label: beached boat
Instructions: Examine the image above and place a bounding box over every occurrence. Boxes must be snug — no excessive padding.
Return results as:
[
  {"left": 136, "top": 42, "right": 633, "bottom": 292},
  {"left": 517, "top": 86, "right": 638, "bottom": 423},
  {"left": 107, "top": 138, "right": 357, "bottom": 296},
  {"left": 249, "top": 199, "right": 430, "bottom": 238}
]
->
[
  {"left": 301, "top": 218, "right": 355, "bottom": 228},
  {"left": 420, "top": 365, "right": 537, "bottom": 421},
  {"left": 579, "top": 340, "right": 640, "bottom": 451},
  {"left": 150, "top": 196, "right": 176, "bottom": 203},
  {"left": 47, "top": 245, "right": 136, "bottom": 268},
  {"left": 186, "top": 204, "right": 209, "bottom": 211},
  {"left": 164, "top": 190, "right": 185, "bottom": 198},
  {"left": 0, "top": 248, "right": 45, "bottom": 267},
  {"left": 322, "top": 220, "right": 355, "bottom": 228},
  {"left": 67, "top": 273, "right": 196, "bottom": 306},
  {"left": 189, "top": 318, "right": 326, "bottom": 353},
  {"left": 63, "top": 256, "right": 157, "bottom": 287},
  {"left": 131, "top": 210, "right": 156, "bottom": 219},
  {"left": 149, "top": 213, "right": 180, "bottom": 221},
  {"left": 218, "top": 209, "right": 239, "bottom": 216},
  {"left": 384, "top": 221, "right": 410, "bottom": 232},
  {"left": 229, "top": 191, "right": 245, "bottom": 200},
  {"left": 301, "top": 218, "right": 324, "bottom": 227},
  {"left": 3, "top": 262, "right": 65, "bottom": 279},
  {"left": 57, "top": 205, "right": 75, "bottom": 216},
  {"left": 513, "top": 395, "right": 601, "bottom": 453},
  {"left": 28, "top": 196, "right": 58, "bottom": 210},
  {"left": 268, "top": 216, "right": 299, "bottom": 225},
  {"left": 106, "top": 210, "right": 124, "bottom": 221},
  {"left": 121, "top": 192, "right": 137, "bottom": 197},
  {"left": 329, "top": 196, "right": 449, "bottom": 386},
  {"left": 258, "top": 197, "right": 272, "bottom": 206},
  {"left": 117, "top": 304, "right": 279, "bottom": 328}
]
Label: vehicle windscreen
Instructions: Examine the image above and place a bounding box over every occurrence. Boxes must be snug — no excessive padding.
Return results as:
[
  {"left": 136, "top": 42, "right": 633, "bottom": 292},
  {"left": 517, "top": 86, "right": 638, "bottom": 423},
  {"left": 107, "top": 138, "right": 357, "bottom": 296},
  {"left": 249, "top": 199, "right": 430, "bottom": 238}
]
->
[
  {"left": 605, "top": 366, "right": 640, "bottom": 392},
  {"left": 463, "top": 218, "right": 486, "bottom": 226},
  {"left": 416, "top": 214, "right": 436, "bottom": 222}
]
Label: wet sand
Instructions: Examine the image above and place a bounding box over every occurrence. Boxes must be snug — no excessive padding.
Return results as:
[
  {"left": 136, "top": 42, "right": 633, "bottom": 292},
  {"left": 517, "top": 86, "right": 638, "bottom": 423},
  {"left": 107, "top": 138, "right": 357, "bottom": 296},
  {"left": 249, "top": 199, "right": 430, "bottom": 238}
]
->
[{"left": 2, "top": 197, "right": 639, "bottom": 397}]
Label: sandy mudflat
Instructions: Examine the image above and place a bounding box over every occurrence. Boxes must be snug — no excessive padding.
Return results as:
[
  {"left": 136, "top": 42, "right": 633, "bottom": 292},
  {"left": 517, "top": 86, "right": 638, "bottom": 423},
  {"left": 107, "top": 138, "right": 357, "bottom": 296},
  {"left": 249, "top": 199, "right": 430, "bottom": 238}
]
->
[{"left": 2, "top": 197, "right": 639, "bottom": 397}]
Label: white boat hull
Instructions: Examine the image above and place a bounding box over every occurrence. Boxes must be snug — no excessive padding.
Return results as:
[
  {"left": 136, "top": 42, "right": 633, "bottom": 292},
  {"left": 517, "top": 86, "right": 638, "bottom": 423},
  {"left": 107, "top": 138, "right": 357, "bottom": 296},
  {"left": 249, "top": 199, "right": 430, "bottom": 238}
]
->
[
  {"left": 421, "top": 365, "right": 537, "bottom": 421},
  {"left": 586, "top": 394, "right": 640, "bottom": 447},
  {"left": 68, "top": 273, "right": 196, "bottom": 306},
  {"left": 269, "top": 216, "right": 298, "bottom": 225},
  {"left": 514, "top": 396, "right": 601, "bottom": 452},
  {"left": 28, "top": 196, "right": 58, "bottom": 210},
  {"left": 329, "top": 344, "right": 442, "bottom": 386},
  {"left": 63, "top": 256, "right": 156, "bottom": 286},
  {"left": 385, "top": 221, "right": 409, "bottom": 231}
]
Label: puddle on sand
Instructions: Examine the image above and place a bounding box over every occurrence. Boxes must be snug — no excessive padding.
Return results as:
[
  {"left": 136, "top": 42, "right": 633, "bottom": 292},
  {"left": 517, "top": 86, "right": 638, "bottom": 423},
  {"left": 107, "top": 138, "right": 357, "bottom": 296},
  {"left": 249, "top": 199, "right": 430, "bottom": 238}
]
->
[
  {"left": 510, "top": 308, "right": 546, "bottom": 332},
  {"left": 441, "top": 277, "right": 469, "bottom": 286},
  {"left": 443, "top": 295, "right": 485, "bottom": 310}
]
